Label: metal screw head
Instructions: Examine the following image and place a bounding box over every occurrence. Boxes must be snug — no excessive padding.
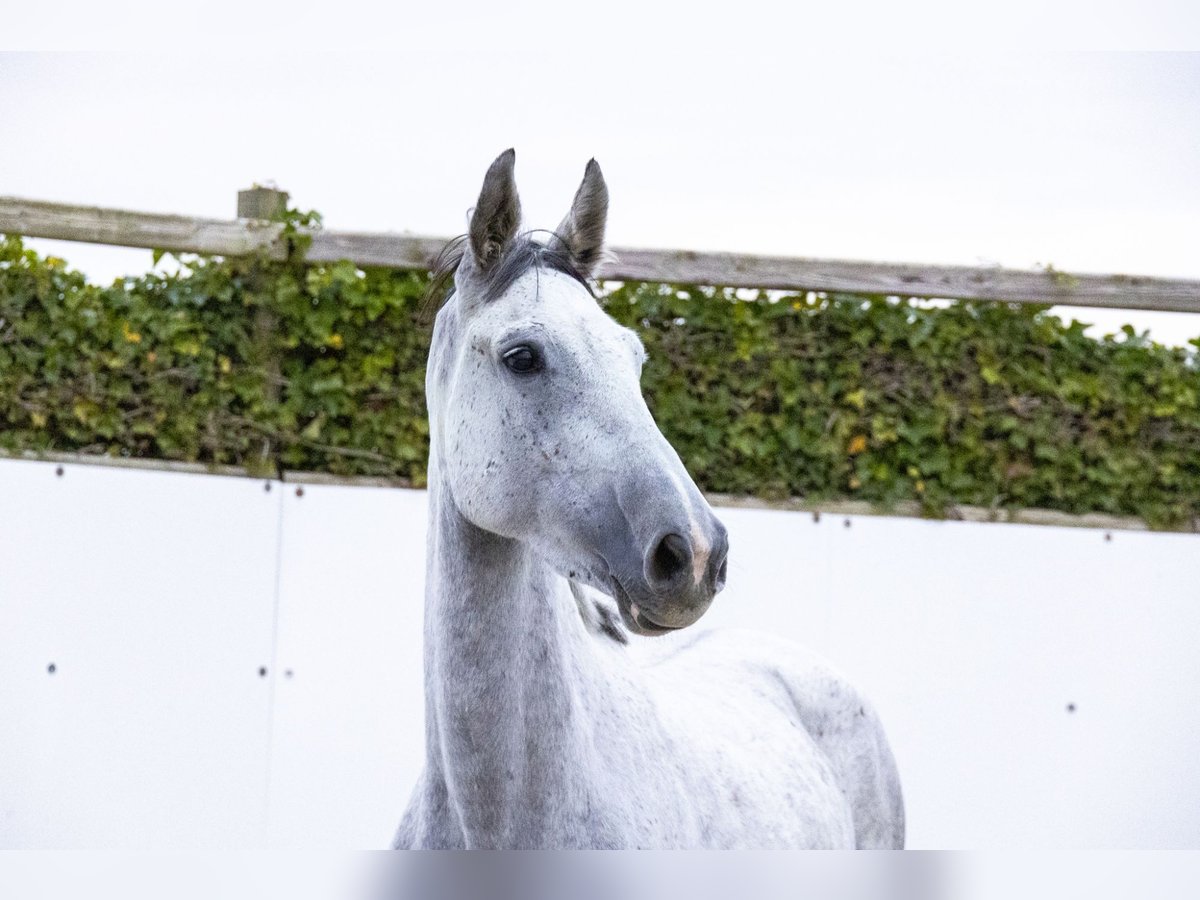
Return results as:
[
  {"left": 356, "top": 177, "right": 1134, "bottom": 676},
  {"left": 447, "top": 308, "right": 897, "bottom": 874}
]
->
[
  {"left": 295, "top": 486, "right": 304, "bottom": 498},
  {"left": 55, "top": 466, "right": 64, "bottom": 477}
]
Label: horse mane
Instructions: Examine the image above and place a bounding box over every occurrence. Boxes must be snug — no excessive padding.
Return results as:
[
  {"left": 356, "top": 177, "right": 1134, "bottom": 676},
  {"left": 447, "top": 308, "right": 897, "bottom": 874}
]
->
[{"left": 421, "top": 230, "right": 596, "bottom": 321}]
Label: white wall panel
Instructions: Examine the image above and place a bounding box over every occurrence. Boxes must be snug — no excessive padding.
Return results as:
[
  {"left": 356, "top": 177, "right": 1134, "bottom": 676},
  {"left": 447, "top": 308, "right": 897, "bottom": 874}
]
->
[
  {"left": 822, "top": 516, "right": 1200, "bottom": 849},
  {"left": 2, "top": 458, "right": 1198, "bottom": 849},
  {"left": 264, "top": 483, "right": 427, "bottom": 849},
  {"left": 0, "top": 459, "right": 281, "bottom": 848},
  {"left": 697, "top": 506, "right": 836, "bottom": 656}
]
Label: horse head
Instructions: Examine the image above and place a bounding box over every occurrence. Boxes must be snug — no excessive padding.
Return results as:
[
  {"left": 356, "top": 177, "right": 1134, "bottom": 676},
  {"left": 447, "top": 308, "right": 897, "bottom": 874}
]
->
[{"left": 425, "top": 149, "right": 728, "bottom": 635}]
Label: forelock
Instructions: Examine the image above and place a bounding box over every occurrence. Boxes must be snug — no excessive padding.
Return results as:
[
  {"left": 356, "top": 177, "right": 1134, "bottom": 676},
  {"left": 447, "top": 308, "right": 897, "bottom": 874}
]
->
[{"left": 422, "top": 232, "right": 595, "bottom": 319}]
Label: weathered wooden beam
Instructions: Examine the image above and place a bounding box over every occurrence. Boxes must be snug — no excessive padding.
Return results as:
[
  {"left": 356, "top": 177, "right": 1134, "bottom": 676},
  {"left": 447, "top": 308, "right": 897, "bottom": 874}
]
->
[
  {"left": 0, "top": 197, "right": 287, "bottom": 259},
  {"left": 305, "top": 230, "right": 447, "bottom": 269},
  {"left": 3, "top": 195, "right": 1199, "bottom": 313},
  {"left": 601, "top": 248, "right": 1200, "bottom": 313}
]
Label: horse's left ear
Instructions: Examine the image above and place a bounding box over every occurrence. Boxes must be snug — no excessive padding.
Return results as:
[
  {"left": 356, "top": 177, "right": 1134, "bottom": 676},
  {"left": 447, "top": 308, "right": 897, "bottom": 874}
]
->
[{"left": 555, "top": 159, "right": 609, "bottom": 278}]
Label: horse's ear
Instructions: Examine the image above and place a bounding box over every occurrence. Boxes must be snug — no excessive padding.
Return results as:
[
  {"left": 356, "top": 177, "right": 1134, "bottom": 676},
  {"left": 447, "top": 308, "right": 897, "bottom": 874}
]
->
[
  {"left": 555, "top": 158, "right": 609, "bottom": 278},
  {"left": 468, "top": 149, "right": 521, "bottom": 270}
]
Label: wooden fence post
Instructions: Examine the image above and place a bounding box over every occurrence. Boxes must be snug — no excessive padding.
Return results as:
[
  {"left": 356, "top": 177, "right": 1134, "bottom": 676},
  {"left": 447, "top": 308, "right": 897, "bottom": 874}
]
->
[
  {"left": 238, "top": 186, "right": 290, "bottom": 473},
  {"left": 237, "top": 186, "right": 290, "bottom": 221}
]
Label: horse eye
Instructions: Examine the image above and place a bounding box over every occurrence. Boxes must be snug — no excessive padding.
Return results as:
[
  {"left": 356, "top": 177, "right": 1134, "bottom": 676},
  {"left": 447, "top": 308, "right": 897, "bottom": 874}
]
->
[{"left": 502, "top": 345, "right": 541, "bottom": 374}]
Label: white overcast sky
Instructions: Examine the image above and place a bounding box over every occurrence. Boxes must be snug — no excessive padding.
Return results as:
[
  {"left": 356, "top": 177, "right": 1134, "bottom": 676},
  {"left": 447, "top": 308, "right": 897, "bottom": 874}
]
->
[{"left": 2, "top": 32, "right": 1198, "bottom": 343}]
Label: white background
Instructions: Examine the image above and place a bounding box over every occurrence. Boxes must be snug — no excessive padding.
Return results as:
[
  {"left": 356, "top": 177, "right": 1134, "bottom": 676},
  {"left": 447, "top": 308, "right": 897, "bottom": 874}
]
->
[{"left": 2, "top": 457, "right": 1198, "bottom": 850}]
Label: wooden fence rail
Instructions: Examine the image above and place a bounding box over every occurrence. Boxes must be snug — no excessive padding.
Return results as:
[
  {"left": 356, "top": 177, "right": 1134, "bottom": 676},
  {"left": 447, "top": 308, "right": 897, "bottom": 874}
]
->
[{"left": 2, "top": 193, "right": 1199, "bottom": 313}]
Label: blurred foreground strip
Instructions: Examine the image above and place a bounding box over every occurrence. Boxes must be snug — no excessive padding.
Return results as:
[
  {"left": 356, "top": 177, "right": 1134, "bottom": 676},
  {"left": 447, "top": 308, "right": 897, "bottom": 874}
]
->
[
  {"left": 5, "top": 852, "right": 1200, "bottom": 900},
  {"left": 366, "top": 852, "right": 945, "bottom": 900}
]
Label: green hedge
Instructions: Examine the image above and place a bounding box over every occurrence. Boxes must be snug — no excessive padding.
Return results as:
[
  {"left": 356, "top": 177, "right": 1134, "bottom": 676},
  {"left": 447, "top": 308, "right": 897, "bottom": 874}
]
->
[{"left": 2, "top": 227, "right": 1198, "bottom": 528}]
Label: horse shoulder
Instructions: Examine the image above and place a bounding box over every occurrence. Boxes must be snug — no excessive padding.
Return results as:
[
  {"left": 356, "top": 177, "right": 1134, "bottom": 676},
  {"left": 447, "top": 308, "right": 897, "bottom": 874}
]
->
[{"left": 665, "top": 628, "right": 906, "bottom": 849}]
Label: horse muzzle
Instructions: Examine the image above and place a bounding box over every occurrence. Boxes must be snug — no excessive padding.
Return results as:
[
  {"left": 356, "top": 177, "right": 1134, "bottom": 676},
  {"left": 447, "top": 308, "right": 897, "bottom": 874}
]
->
[{"left": 609, "top": 518, "right": 729, "bottom": 636}]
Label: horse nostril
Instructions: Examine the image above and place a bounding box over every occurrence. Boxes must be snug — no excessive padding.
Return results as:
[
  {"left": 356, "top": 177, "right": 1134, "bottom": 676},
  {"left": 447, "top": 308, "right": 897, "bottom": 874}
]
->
[
  {"left": 647, "top": 532, "right": 691, "bottom": 589},
  {"left": 710, "top": 526, "right": 730, "bottom": 592},
  {"left": 714, "top": 555, "right": 729, "bottom": 590}
]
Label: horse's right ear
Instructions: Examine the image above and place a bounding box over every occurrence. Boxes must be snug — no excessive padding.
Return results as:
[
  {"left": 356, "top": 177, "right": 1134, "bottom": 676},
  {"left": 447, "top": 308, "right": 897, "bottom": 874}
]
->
[{"left": 468, "top": 149, "right": 521, "bottom": 270}]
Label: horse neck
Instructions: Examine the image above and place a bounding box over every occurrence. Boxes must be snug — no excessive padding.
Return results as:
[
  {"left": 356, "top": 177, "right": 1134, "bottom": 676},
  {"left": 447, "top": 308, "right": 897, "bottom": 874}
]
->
[{"left": 422, "top": 464, "right": 606, "bottom": 846}]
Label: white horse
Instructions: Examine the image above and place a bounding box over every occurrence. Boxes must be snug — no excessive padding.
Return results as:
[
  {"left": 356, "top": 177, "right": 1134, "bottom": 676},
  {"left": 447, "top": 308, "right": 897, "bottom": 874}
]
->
[{"left": 393, "top": 150, "right": 904, "bottom": 849}]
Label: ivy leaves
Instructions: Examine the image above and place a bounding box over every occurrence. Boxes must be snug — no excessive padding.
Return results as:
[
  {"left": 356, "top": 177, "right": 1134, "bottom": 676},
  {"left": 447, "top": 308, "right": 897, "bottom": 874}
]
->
[
  {"left": 601, "top": 283, "right": 1200, "bottom": 528},
  {"left": 1, "top": 231, "right": 1198, "bottom": 528}
]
